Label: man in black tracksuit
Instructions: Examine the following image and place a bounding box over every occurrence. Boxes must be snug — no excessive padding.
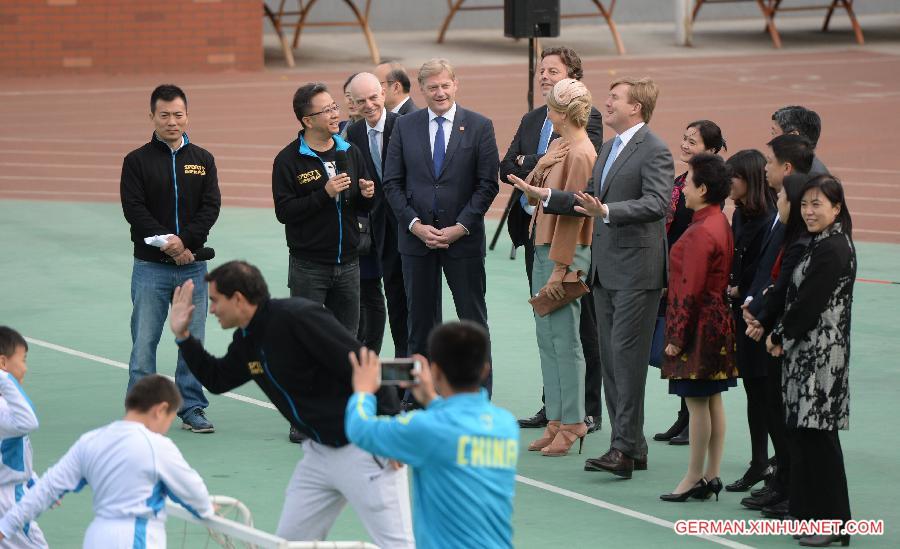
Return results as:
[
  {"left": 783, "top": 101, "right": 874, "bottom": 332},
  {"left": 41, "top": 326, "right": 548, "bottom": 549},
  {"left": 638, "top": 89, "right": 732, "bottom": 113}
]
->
[
  {"left": 170, "top": 261, "right": 413, "bottom": 547},
  {"left": 272, "top": 82, "right": 375, "bottom": 336},
  {"left": 120, "top": 84, "right": 221, "bottom": 433}
]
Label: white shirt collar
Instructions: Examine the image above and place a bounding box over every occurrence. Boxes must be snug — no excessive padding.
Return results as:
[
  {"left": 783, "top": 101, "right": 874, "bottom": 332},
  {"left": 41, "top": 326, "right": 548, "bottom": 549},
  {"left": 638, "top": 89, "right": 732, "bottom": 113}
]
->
[
  {"left": 391, "top": 96, "right": 411, "bottom": 114},
  {"left": 428, "top": 103, "right": 457, "bottom": 125},
  {"left": 366, "top": 109, "right": 387, "bottom": 133},
  {"left": 616, "top": 121, "right": 645, "bottom": 148}
]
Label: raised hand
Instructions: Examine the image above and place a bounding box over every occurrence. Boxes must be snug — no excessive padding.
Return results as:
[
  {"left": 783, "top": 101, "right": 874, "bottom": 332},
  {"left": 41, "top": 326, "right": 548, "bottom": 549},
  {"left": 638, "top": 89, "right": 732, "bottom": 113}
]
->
[{"left": 169, "top": 280, "right": 196, "bottom": 340}]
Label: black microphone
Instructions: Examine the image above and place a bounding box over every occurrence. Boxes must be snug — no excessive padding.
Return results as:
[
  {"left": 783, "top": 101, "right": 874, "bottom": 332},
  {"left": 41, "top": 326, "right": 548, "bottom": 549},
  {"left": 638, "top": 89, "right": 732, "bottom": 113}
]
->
[
  {"left": 162, "top": 247, "right": 215, "bottom": 264},
  {"left": 334, "top": 150, "right": 350, "bottom": 202}
]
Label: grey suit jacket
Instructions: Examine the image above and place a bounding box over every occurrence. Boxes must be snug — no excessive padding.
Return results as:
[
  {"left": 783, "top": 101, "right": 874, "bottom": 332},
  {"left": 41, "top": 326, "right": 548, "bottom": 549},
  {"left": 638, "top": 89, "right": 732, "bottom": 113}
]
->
[{"left": 544, "top": 124, "right": 674, "bottom": 290}]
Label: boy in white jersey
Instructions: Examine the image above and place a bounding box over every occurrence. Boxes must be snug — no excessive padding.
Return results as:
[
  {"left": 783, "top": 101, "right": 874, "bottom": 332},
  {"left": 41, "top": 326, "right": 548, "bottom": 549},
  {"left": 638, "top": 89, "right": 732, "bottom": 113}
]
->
[
  {"left": 0, "top": 327, "right": 48, "bottom": 548},
  {"left": 0, "top": 374, "right": 213, "bottom": 548}
]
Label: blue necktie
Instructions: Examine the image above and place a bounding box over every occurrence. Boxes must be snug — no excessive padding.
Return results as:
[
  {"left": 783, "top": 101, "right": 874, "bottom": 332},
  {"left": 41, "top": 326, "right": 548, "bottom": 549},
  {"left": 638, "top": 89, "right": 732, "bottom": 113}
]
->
[
  {"left": 600, "top": 136, "right": 623, "bottom": 192},
  {"left": 537, "top": 117, "right": 553, "bottom": 155},
  {"left": 433, "top": 116, "right": 446, "bottom": 176},
  {"left": 368, "top": 128, "right": 382, "bottom": 181}
]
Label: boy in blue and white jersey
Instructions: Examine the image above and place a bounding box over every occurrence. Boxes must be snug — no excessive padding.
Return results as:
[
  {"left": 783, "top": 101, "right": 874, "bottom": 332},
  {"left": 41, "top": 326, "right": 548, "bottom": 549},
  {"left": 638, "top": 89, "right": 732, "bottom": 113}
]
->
[
  {"left": 0, "top": 327, "right": 48, "bottom": 548},
  {"left": 346, "top": 321, "right": 520, "bottom": 549},
  {"left": 0, "top": 374, "right": 213, "bottom": 548}
]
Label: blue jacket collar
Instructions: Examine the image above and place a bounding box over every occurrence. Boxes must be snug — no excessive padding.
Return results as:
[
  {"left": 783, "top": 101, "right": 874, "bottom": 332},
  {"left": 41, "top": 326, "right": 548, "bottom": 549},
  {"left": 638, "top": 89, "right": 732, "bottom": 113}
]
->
[{"left": 297, "top": 132, "right": 350, "bottom": 159}]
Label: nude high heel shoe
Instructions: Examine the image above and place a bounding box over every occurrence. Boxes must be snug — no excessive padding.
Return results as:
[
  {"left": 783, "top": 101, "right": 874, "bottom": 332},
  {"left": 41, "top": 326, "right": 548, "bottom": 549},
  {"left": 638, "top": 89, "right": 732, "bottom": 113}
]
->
[
  {"left": 528, "top": 421, "right": 560, "bottom": 451},
  {"left": 541, "top": 422, "right": 587, "bottom": 457}
]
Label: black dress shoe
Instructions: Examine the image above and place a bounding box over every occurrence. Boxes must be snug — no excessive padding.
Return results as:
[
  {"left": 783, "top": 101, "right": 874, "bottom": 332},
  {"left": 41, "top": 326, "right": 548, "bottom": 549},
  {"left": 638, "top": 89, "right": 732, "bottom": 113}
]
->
[
  {"left": 518, "top": 406, "right": 548, "bottom": 428},
  {"left": 669, "top": 424, "right": 689, "bottom": 445},
  {"left": 760, "top": 499, "right": 789, "bottom": 519},
  {"left": 798, "top": 534, "right": 850, "bottom": 547},
  {"left": 653, "top": 411, "right": 688, "bottom": 441},
  {"left": 750, "top": 484, "right": 771, "bottom": 498},
  {"left": 726, "top": 463, "right": 769, "bottom": 492},
  {"left": 740, "top": 489, "right": 785, "bottom": 510},
  {"left": 660, "top": 479, "right": 709, "bottom": 502},
  {"left": 584, "top": 415, "right": 602, "bottom": 434},
  {"left": 584, "top": 448, "right": 634, "bottom": 479},
  {"left": 288, "top": 425, "right": 307, "bottom": 444}
]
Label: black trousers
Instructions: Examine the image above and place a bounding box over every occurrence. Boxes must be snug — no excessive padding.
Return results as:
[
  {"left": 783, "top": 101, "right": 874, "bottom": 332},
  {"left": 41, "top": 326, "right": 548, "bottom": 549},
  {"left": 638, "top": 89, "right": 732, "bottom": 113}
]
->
[
  {"left": 357, "top": 277, "right": 386, "bottom": 354},
  {"left": 381, "top": 220, "right": 409, "bottom": 357},
  {"left": 402, "top": 251, "right": 492, "bottom": 394},
  {"left": 787, "top": 427, "right": 851, "bottom": 522},
  {"left": 524, "top": 237, "right": 602, "bottom": 418},
  {"left": 766, "top": 356, "right": 791, "bottom": 492},
  {"left": 742, "top": 376, "right": 770, "bottom": 469}
]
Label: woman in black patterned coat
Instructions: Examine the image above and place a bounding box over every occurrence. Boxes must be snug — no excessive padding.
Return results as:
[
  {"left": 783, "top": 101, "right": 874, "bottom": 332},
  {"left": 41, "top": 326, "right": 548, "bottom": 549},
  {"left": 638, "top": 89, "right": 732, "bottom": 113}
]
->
[{"left": 767, "top": 175, "right": 855, "bottom": 547}]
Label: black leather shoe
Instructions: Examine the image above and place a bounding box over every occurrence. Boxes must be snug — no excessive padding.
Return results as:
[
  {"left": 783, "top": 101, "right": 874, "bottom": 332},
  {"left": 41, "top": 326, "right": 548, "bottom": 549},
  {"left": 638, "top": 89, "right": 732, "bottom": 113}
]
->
[
  {"left": 584, "top": 448, "right": 634, "bottom": 479},
  {"left": 669, "top": 424, "right": 689, "bottom": 445},
  {"left": 518, "top": 406, "right": 548, "bottom": 428},
  {"left": 740, "top": 489, "right": 785, "bottom": 510},
  {"left": 798, "top": 534, "right": 849, "bottom": 547},
  {"left": 660, "top": 478, "right": 709, "bottom": 502},
  {"left": 653, "top": 412, "right": 688, "bottom": 441},
  {"left": 726, "top": 463, "right": 768, "bottom": 492},
  {"left": 288, "top": 425, "right": 306, "bottom": 444},
  {"left": 760, "top": 499, "right": 790, "bottom": 519},
  {"left": 584, "top": 415, "right": 602, "bottom": 434},
  {"left": 750, "top": 484, "right": 771, "bottom": 498}
]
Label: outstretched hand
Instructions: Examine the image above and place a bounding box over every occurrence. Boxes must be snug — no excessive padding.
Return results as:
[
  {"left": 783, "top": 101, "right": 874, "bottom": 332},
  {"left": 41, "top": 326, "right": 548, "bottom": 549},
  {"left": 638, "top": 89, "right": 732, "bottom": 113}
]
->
[
  {"left": 508, "top": 174, "right": 548, "bottom": 202},
  {"left": 170, "top": 280, "right": 196, "bottom": 340},
  {"left": 573, "top": 192, "right": 608, "bottom": 218}
]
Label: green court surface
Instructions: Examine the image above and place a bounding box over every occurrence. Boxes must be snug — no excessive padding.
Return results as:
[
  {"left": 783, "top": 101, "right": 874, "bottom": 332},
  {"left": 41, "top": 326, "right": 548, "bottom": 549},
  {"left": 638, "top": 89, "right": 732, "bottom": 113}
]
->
[{"left": 1, "top": 199, "right": 897, "bottom": 548}]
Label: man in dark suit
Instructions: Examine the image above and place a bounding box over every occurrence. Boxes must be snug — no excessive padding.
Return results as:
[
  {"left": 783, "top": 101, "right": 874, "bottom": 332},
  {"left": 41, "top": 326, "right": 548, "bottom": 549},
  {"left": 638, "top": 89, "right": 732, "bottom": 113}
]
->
[
  {"left": 346, "top": 72, "right": 406, "bottom": 357},
  {"left": 520, "top": 77, "right": 673, "bottom": 478},
  {"left": 382, "top": 58, "right": 499, "bottom": 393},
  {"left": 375, "top": 61, "right": 418, "bottom": 116},
  {"left": 499, "top": 46, "right": 604, "bottom": 434}
]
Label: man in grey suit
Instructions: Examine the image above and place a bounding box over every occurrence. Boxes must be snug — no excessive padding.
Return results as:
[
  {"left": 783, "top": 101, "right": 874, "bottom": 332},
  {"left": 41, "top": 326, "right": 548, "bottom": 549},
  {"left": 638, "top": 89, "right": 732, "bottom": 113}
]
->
[{"left": 514, "top": 76, "right": 673, "bottom": 478}]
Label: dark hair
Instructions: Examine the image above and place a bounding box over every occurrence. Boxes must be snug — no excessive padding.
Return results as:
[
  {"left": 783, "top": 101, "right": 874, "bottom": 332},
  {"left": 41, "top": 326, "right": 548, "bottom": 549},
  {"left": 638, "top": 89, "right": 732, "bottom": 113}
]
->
[
  {"left": 688, "top": 153, "right": 732, "bottom": 204},
  {"left": 386, "top": 66, "right": 411, "bottom": 93},
  {"left": 150, "top": 84, "right": 187, "bottom": 113},
  {"left": 343, "top": 72, "right": 360, "bottom": 93},
  {"left": 686, "top": 120, "right": 727, "bottom": 154},
  {"left": 772, "top": 105, "right": 822, "bottom": 148},
  {"left": 292, "top": 82, "right": 329, "bottom": 127},
  {"left": 206, "top": 260, "right": 270, "bottom": 305},
  {"left": 801, "top": 174, "right": 852, "bottom": 237},
  {"left": 727, "top": 149, "right": 774, "bottom": 217},
  {"left": 541, "top": 46, "right": 584, "bottom": 80},
  {"left": 781, "top": 173, "right": 811, "bottom": 248},
  {"left": 427, "top": 321, "right": 489, "bottom": 390},
  {"left": 767, "top": 134, "right": 814, "bottom": 175},
  {"left": 0, "top": 326, "right": 27, "bottom": 358},
  {"left": 125, "top": 374, "right": 182, "bottom": 413}
]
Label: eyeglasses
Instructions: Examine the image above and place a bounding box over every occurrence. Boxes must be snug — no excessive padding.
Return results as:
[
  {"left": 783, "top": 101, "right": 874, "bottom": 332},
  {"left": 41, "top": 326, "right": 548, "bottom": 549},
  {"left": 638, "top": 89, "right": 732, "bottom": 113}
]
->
[{"left": 305, "top": 104, "right": 340, "bottom": 117}]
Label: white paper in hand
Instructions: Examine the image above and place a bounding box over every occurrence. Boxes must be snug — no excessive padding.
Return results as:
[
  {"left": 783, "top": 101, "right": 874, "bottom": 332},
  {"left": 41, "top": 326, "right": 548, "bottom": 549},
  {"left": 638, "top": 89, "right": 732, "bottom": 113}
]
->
[{"left": 144, "top": 234, "right": 175, "bottom": 248}]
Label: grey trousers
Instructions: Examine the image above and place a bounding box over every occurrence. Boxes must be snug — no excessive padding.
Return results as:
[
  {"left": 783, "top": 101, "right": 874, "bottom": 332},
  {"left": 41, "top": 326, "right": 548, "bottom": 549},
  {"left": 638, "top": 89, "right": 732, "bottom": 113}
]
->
[
  {"left": 276, "top": 441, "right": 414, "bottom": 547},
  {"left": 532, "top": 244, "right": 591, "bottom": 424},
  {"left": 593, "top": 285, "right": 661, "bottom": 458}
]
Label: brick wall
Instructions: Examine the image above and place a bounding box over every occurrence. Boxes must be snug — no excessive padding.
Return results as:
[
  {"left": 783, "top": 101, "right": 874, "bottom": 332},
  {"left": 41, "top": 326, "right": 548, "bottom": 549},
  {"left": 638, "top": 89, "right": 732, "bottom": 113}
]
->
[{"left": 0, "top": 0, "right": 262, "bottom": 76}]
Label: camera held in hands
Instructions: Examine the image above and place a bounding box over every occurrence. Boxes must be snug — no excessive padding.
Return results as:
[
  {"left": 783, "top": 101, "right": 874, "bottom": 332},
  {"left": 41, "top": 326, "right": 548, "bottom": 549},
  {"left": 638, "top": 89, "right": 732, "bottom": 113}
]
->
[{"left": 381, "top": 358, "right": 422, "bottom": 386}]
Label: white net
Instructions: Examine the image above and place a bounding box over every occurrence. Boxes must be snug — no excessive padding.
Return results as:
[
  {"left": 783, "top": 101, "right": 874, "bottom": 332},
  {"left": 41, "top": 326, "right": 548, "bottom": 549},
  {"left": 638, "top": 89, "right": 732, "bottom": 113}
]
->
[{"left": 168, "top": 495, "right": 379, "bottom": 549}]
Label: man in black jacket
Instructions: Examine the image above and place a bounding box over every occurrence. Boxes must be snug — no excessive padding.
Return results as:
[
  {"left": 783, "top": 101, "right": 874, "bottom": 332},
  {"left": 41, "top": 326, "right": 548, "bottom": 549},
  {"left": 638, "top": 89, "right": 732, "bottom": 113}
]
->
[
  {"left": 272, "top": 83, "right": 375, "bottom": 334},
  {"left": 499, "top": 47, "right": 604, "bottom": 433},
  {"left": 170, "top": 260, "right": 413, "bottom": 547},
  {"left": 120, "top": 84, "right": 221, "bottom": 434}
]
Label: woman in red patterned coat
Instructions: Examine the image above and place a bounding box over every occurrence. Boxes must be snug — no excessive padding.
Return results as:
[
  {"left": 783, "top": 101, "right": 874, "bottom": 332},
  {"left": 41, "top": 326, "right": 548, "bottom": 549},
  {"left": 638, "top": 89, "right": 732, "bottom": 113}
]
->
[{"left": 660, "top": 153, "right": 738, "bottom": 502}]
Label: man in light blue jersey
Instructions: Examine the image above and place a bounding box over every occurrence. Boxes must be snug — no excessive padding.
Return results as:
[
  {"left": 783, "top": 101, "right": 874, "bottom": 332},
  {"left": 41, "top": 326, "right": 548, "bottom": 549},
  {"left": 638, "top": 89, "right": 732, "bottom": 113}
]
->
[{"left": 346, "top": 321, "right": 519, "bottom": 549}]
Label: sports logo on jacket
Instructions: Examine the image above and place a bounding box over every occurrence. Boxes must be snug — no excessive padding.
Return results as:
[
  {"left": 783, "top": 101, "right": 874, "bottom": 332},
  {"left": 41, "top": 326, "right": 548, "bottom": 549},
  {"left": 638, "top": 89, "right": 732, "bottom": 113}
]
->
[
  {"left": 247, "top": 361, "right": 263, "bottom": 375},
  {"left": 184, "top": 164, "right": 206, "bottom": 175},
  {"left": 297, "top": 169, "right": 321, "bottom": 185}
]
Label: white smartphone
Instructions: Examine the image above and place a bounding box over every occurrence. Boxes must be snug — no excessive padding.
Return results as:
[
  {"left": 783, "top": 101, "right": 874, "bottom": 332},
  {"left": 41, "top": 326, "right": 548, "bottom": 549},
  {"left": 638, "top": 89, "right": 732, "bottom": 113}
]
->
[{"left": 381, "top": 358, "right": 422, "bottom": 386}]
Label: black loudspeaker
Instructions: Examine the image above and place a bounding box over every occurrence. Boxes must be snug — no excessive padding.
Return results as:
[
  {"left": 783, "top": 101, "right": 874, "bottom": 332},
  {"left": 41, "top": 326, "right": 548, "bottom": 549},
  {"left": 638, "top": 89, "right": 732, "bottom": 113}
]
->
[{"left": 504, "top": 0, "right": 561, "bottom": 39}]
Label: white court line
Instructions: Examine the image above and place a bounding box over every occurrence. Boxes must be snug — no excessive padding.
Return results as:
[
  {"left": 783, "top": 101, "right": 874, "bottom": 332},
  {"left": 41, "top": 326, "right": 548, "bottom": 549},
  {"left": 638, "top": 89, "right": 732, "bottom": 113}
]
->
[{"left": 25, "top": 336, "right": 753, "bottom": 549}]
